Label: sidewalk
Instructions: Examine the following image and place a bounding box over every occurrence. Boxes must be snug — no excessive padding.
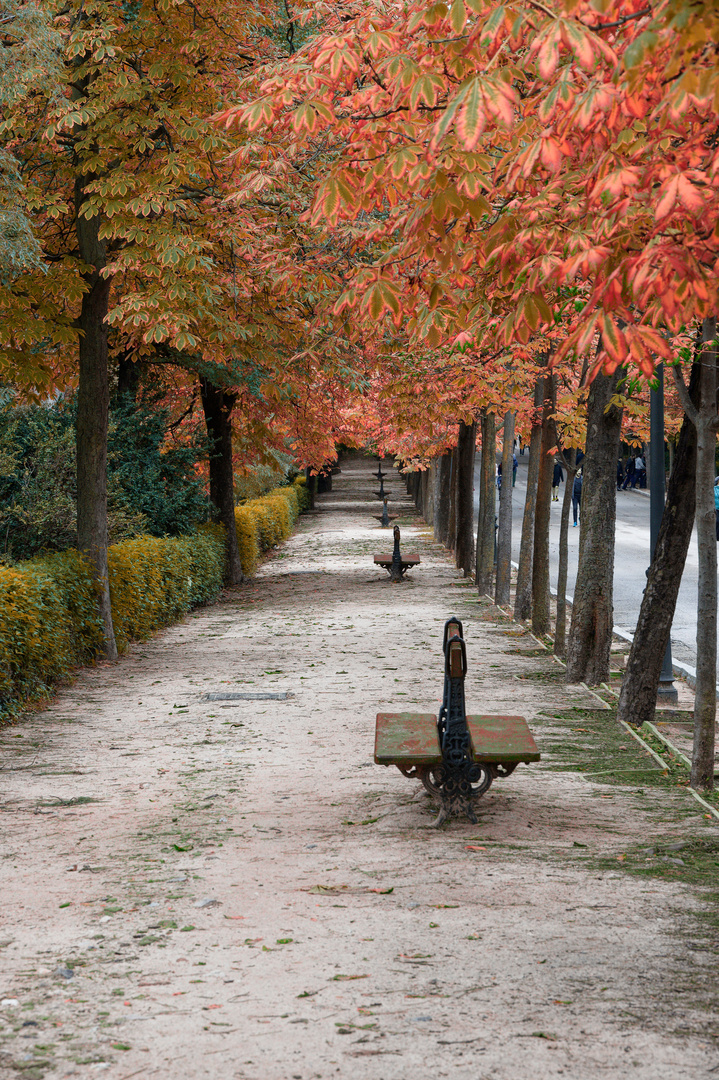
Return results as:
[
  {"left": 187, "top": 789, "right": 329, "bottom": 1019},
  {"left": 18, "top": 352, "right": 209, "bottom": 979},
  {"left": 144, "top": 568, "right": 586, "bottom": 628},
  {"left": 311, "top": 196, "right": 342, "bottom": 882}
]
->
[{"left": 0, "top": 455, "right": 716, "bottom": 1080}]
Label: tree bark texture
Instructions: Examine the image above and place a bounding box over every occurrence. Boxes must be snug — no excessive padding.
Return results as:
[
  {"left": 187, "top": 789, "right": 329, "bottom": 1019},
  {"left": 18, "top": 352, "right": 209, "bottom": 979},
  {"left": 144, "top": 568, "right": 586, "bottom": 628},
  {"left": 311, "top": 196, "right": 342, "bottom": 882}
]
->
[
  {"left": 495, "top": 411, "right": 515, "bottom": 607},
  {"left": 690, "top": 326, "right": 718, "bottom": 790},
  {"left": 421, "top": 467, "right": 433, "bottom": 525},
  {"left": 455, "top": 420, "right": 476, "bottom": 576},
  {"left": 514, "top": 379, "right": 543, "bottom": 620},
  {"left": 476, "top": 412, "right": 496, "bottom": 596},
  {"left": 531, "top": 375, "right": 556, "bottom": 636},
  {"left": 554, "top": 448, "right": 577, "bottom": 658},
  {"left": 669, "top": 321, "right": 719, "bottom": 790},
  {"left": 75, "top": 184, "right": 118, "bottom": 661},
  {"left": 434, "top": 453, "right": 452, "bottom": 546},
  {"left": 304, "top": 467, "right": 316, "bottom": 510},
  {"left": 200, "top": 378, "right": 244, "bottom": 586},
  {"left": 447, "top": 446, "right": 458, "bottom": 552},
  {"left": 566, "top": 368, "right": 625, "bottom": 684},
  {"left": 617, "top": 362, "right": 700, "bottom": 728}
]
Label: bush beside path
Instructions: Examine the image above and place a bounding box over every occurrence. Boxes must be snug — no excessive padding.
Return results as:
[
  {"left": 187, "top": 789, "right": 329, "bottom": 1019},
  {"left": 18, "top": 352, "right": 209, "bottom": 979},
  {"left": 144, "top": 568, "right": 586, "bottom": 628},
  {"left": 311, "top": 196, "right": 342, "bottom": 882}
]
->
[{"left": 0, "top": 455, "right": 717, "bottom": 1080}]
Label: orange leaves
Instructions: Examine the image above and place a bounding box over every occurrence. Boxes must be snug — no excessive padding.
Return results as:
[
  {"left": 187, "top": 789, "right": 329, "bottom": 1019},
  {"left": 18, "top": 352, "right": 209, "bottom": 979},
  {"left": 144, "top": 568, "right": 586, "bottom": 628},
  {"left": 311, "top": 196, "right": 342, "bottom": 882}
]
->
[
  {"left": 389, "top": 148, "right": 420, "bottom": 180},
  {"left": 311, "top": 174, "right": 355, "bottom": 226},
  {"left": 456, "top": 79, "right": 485, "bottom": 150},
  {"left": 655, "top": 173, "right": 706, "bottom": 220},
  {"left": 233, "top": 98, "right": 274, "bottom": 133},
  {"left": 364, "top": 279, "right": 402, "bottom": 324},
  {"left": 434, "top": 74, "right": 516, "bottom": 151},
  {"left": 314, "top": 36, "right": 361, "bottom": 80},
  {"left": 531, "top": 18, "right": 615, "bottom": 81},
  {"left": 409, "top": 73, "right": 446, "bottom": 110},
  {"left": 291, "top": 101, "right": 334, "bottom": 136}
]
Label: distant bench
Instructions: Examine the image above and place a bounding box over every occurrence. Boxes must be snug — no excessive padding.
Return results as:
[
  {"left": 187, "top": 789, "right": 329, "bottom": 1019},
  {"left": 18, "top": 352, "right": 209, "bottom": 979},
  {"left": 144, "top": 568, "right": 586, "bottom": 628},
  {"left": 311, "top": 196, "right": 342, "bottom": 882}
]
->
[
  {"left": 374, "top": 617, "right": 540, "bottom": 825},
  {"left": 374, "top": 525, "right": 420, "bottom": 582}
]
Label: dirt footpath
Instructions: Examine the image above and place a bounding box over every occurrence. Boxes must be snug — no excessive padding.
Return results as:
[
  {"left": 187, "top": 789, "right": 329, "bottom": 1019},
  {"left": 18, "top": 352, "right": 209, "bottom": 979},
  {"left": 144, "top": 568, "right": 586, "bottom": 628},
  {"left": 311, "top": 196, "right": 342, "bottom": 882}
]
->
[{"left": 1, "top": 455, "right": 717, "bottom": 1080}]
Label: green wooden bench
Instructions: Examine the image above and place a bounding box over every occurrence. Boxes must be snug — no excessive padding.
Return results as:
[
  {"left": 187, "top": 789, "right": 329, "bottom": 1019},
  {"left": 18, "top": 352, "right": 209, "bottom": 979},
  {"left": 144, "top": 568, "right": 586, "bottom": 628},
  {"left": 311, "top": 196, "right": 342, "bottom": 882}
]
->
[{"left": 374, "top": 618, "right": 540, "bottom": 824}]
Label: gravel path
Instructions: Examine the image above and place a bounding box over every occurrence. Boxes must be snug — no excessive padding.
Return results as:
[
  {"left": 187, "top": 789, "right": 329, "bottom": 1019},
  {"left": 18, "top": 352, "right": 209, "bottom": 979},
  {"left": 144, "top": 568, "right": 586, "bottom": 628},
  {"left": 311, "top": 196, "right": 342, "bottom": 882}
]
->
[{"left": 1, "top": 455, "right": 717, "bottom": 1080}]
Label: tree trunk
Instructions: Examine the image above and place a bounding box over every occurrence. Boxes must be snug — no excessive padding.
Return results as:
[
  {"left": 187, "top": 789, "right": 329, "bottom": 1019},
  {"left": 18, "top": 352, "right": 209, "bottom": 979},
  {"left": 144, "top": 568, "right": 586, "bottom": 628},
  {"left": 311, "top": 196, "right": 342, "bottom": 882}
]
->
[
  {"left": 554, "top": 449, "right": 577, "bottom": 658},
  {"left": 532, "top": 374, "right": 556, "bottom": 636},
  {"left": 476, "top": 412, "right": 496, "bottom": 595},
  {"left": 447, "top": 446, "right": 458, "bottom": 552},
  {"left": 75, "top": 186, "right": 117, "bottom": 661},
  {"left": 671, "top": 320, "right": 719, "bottom": 790},
  {"left": 495, "top": 410, "right": 515, "bottom": 607},
  {"left": 200, "top": 378, "right": 244, "bottom": 586},
  {"left": 305, "top": 467, "right": 316, "bottom": 510},
  {"left": 434, "top": 452, "right": 452, "bottom": 545},
  {"left": 617, "top": 362, "right": 700, "bottom": 728},
  {"left": 514, "top": 379, "right": 543, "bottom": 620},
  {"left": 566, "top": 368, "right": 625, "bottom": 684},
  {"left": 422, "top": 465, "right": 433, "bottom": 525},
  {"left": 455, "top": 420, "right": 477, "bottom": 576}
]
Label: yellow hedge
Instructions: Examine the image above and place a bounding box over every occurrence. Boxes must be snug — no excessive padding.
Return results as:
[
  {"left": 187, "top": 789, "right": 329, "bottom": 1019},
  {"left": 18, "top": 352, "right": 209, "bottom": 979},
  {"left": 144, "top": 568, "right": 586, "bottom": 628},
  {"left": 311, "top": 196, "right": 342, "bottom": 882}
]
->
[
  {"left": 0, "top": 526, "right": 225, "bottom": 721},
  {"left": 234, "top": 479, "right": 305, "bottom": 576},
  {"left": 0, "top": 479, "right": 308, "bottom": 719},
  {"left": 108, "top": 525, "right": 224, "bottom": 650}
]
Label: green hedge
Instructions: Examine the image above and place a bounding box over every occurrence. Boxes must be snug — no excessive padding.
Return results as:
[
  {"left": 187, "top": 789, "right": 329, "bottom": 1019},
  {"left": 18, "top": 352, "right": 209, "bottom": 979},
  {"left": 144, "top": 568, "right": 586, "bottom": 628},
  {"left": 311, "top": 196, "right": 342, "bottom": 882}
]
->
[{"left": 0, "top": 525, "right": 225, "bottom": 721}]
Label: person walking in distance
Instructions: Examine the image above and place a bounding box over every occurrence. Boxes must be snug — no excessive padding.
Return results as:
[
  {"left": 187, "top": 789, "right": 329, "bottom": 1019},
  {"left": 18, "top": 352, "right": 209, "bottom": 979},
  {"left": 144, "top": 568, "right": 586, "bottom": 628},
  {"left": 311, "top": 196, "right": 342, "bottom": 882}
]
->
[
  {"left": 572, "top": 469, "right": 583, "bottom": 527},
  {"left": 622, "top": 455, "right": 636, "bottom": 490},
  {"left": 616, "top": 458, "right": 624, "bottom": 490},
  {"left": 634, "top": 452, "right": 646, "bottom": 489},
  {"left": 551, "top": 458, "right": 564, "bottom": 502}
]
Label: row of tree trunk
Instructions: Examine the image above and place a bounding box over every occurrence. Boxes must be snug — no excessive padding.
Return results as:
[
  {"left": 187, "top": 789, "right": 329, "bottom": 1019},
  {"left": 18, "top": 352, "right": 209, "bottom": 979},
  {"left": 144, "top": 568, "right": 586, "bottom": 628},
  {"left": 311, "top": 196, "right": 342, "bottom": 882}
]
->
[{"left": 403, "top": 346, "right": 717, "bottom": 790}]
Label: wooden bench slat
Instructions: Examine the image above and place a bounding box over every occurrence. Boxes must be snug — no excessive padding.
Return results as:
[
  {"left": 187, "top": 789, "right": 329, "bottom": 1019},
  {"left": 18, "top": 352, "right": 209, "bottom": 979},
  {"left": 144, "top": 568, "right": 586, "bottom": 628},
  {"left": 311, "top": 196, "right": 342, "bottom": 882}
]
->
[
  {"left": 373, "top": 555, "right": 420, "bottom": 565},
  {"left": 374, "top": 712, "right": 441, "bottom": 765},
  {"left": 467, "top": 715, "right": 540, "bottom": 763}
]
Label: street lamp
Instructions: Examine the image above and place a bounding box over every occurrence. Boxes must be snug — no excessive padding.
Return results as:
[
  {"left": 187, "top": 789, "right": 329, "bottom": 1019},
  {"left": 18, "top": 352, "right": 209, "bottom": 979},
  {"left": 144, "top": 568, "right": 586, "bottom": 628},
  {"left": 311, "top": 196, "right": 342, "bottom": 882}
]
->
[{"left": 650, "top": 364, "right": 678, "bottom": 704}]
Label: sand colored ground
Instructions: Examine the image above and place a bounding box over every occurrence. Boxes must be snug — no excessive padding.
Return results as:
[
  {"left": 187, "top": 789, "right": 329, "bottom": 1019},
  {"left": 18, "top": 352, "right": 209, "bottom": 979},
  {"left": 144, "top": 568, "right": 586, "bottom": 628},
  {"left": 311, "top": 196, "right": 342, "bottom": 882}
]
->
[{"left": 1, "top": 455, "right": 717, "bottom": 1080}]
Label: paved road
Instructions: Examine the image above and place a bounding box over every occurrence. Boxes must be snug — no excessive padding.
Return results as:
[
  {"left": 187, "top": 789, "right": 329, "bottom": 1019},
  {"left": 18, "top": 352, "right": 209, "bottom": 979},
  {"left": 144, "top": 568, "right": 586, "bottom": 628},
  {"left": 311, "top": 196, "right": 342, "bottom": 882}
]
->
[{"left": 474, "top": 452, "right": 702, "bottom": 673}]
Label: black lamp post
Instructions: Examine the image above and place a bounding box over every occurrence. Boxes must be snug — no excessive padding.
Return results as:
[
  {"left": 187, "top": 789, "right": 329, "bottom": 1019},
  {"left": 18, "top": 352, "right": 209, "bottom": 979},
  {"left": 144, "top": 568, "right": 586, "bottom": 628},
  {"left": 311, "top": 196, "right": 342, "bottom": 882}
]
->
[{"left": 650, "top": 364, "right": 678, "bottom": 703}]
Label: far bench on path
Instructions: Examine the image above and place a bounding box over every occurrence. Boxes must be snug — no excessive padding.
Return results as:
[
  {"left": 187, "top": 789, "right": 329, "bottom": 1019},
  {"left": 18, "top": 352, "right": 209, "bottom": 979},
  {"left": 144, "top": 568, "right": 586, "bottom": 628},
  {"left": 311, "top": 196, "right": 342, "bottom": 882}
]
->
[
  {"left": 373, "top": 525, "right": 420, "bottom": 582},
  {"left": 374, "top": 617, "right": 540, "bottom": 825}
]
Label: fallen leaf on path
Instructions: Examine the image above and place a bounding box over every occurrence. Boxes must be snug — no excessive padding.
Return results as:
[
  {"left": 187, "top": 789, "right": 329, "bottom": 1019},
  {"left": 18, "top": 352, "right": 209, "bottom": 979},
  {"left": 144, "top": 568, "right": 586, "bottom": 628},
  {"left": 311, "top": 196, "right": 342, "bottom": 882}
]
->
[
  {"left": 224, "top": 915, "right": 245, "bottom": 920},
  {"left": 331, "top": 974, "right": 369, "bottom": 981},
  {"left": 465, "top": 845, "right": 486, "bottom": 852},
  {"left": 368, "top": 887, "right": 393, "bottom": 894}
]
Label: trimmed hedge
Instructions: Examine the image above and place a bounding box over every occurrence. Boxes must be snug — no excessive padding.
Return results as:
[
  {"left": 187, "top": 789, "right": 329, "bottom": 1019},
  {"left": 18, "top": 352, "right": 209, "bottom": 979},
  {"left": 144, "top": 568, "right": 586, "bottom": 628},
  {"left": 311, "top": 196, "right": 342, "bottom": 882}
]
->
[
  {"left": 0, "top": 525, "right": 225, "bottom": 720},
  {"left": 235, "top": 478, "right": 306, "bottom": 576},
  {"left": 109, "top": 524, "right": 225, "bottom": 651},
  {"left": 0, "top": 477, "right": 308, "bottom": 721}
]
